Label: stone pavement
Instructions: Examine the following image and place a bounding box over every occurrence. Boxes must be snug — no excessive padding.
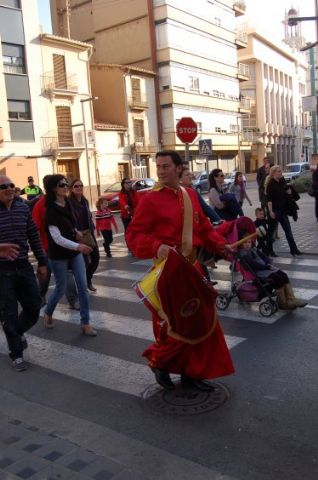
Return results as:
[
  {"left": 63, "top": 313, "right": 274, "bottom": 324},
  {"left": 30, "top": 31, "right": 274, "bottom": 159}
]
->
[
  {"left": 239, "top": 183, "right": 318, "bottom": 255},
  {"left": 0, "top": 390, "right": 225, "bottom": 480}
]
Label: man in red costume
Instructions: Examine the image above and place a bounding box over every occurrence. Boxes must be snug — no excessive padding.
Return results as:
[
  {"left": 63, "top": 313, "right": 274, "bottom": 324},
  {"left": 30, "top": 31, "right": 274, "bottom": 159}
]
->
[{"left": 126, "top": 150, "right": 234, "bottom": 390}]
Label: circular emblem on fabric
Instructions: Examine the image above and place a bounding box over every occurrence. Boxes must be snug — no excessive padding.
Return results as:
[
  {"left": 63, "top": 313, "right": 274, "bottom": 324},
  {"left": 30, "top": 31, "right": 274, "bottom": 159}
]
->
[
  {"left": 142, "top": 382, "right": 229, "bottom": 416},
  {"left": 180, "top": 298, "right": 200, "bottom": 317}
]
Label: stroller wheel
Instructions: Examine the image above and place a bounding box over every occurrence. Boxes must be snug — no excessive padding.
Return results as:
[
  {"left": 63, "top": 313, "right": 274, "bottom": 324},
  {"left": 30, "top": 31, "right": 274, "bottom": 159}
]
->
[
  {"left": 259, "top": 300, "right": 275, "bottom": 317},
  {"left": 216, "top": 294, "right": 231, "bottom": 311},
  {"left": 272, "top": 301, "right": 278, "bottom": 313}
]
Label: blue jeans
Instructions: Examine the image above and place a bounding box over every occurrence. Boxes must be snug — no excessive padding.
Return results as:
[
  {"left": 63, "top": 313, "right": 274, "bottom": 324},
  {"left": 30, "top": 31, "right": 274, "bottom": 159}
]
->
[
  {"left": 45, "top": 253, "right": 90, "bottom": 325},
  {"left": 39, "top": 256, "right": 78, "bottom": 306},
  {"left": 270, "top": 210, "right": 299, "bottom": 254},
  {"left": 0, "top": 264, "right": 41, "bottom": 360}
]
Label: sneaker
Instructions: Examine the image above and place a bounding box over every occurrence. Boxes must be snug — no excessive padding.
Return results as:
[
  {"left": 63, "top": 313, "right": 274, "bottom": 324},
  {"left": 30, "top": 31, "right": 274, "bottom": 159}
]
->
[
  {"left": 12, "top": 357, "right": 28, "bottom": 372},
  {"left": 21, "top": 335, "right": 28, "bottom": 351}
]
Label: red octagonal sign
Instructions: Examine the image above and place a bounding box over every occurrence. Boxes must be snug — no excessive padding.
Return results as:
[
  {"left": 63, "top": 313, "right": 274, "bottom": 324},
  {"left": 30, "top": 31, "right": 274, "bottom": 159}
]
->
[{"left": 176, "top": 117, "right": 198, "bottom": 143}]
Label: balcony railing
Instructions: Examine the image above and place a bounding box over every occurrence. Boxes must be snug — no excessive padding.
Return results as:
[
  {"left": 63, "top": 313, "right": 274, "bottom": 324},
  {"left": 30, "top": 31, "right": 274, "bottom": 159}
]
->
[
  {"left": 41, "top": 128, "right": 76, "bottom": 153},
  {"left": 128, "top": 96, "right": 148, "bottom": 110},
  {"left": 41, "top": 72, "right": 78, "bottom": 95},
  {"left": 239, "top": 97, "right": 251, "bottom": 111},
  {"left": 235, "top": 28, "right": 248, "bottom": 48},
  {"left": 238, "top": 62, "right": 250, "bottom": 80},
  {"left": 3, "top": 63, "right": 26, "bottom": 74}
]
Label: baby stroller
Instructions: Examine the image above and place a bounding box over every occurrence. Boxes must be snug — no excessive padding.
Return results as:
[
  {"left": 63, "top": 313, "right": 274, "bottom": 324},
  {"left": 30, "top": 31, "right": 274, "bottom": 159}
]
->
[{"left": 215, "top": 217, "right": 279, "bottom": 317}]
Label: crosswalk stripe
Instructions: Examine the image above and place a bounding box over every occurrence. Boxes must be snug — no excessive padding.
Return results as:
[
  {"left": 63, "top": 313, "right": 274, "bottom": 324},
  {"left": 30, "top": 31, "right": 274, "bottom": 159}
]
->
[
  {"left": 40, "top": 305, "right": 246, "bottom": 349},
  {"left": 0, "top": 333, "right": 153, "bottom": 398}
]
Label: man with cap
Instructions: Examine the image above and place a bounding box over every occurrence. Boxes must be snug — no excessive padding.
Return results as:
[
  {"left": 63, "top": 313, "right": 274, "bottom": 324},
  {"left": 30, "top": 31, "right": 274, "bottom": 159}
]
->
[{"left": 21, "top": 176, "right": 43, "bottom": 202}]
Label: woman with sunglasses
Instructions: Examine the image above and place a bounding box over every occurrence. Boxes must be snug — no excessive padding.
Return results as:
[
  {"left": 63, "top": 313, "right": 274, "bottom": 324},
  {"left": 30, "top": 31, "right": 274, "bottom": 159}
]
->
[
  {"left": 208, "top": 169, "right": 243, "bottom": 220},
  {"left": 68, "top": 179, "right": 100, "bottom": 292},
  {"left": 43, "top": 175, "right": 97, "bottom": 336}
]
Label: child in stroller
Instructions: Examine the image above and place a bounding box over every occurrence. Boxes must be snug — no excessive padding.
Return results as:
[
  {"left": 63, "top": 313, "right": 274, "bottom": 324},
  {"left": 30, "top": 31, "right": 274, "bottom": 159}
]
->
[
  {"left": 215, "top": 217, "right": 307, "bottom": 316},
  {"left": 237, "top": 237, "right": 307, "bottom": 311}
]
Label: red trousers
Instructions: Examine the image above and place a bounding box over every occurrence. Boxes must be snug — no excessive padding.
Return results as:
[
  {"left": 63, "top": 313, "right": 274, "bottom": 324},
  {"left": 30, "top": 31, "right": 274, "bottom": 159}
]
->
[{"left": 143, "top": 313, "right": 235, "bottom": 380}]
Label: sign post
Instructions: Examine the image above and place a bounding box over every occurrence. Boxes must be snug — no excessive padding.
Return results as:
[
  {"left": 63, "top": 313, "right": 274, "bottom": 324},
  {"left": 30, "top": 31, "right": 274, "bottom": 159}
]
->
[
  {"left": 199, "top": 139, "right": 213, "bottom": 174},
  {"left": 176, "top": 117, "right": 198, "bottom": 162}
]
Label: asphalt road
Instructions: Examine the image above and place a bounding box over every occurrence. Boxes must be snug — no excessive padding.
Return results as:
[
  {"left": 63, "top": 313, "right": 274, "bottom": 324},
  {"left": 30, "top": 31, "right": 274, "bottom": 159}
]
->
[{"left": 0, "top": 183, "right": 318, "bottom": 480}]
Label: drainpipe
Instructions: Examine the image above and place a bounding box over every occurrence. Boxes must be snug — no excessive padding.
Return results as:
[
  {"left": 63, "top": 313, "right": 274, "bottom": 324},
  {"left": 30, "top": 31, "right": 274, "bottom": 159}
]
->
[{"left": 147, "top": 0, "right": 162, "bottom": 151}]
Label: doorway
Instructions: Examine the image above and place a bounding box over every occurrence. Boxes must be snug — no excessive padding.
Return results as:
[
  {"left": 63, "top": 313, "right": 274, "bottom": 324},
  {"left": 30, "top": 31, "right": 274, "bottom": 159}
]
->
[{"left": 57, "top": 158, "right": 79, "bottom": 182}]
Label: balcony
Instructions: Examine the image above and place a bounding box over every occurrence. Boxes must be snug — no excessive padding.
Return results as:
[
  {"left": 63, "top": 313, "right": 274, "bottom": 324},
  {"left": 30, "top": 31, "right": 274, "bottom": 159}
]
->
[
  {"left": 131, "top": 137, "right": 158, "bottom": 153},
  {"left": 128, "top": 96, "right": 149, "bottom": 111},
  {"left": 237, "top": 62, "right": 249, "bottom": 81},
  {"left": 239, "top": 97, "right": 251, "bottom": 112},
  {"left": 235, "top": 28, "right": 248, "bottom": 49},
  {"left": 41, "top": 72, "right": 78, "bottom": 100},
  {"left": 233, "top": 0, "right": 246, "bottom": 16},
  {"left": 303, "top": 127, "right": 313, "bottom": 140},
  {"left": 3, "top": 64, "right": 25, "bottom": 74},
  {"left": 41, "top": 129, "right": 84, "bottom": 154}
]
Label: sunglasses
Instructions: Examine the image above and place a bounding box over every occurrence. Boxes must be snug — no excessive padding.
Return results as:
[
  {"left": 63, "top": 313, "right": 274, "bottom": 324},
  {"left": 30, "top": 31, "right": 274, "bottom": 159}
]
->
[
  {"left": 57, "top": 182, "right": 69, "bottom": 188},
  {"left": 73, "top": 184, "right": 83, "bottom": 188},
  {"left": 0, "top": 183, "right": 15, "bottom": 190},
  {"left": 218, "top": 174, "right": 224, "bottom": 178}
]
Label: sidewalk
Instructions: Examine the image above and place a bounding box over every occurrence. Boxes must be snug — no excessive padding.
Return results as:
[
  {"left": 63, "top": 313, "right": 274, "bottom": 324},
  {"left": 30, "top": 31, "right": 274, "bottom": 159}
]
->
[
  {"left": 0, "top": 389, "right": 230, "bottom": 480},
  {"left": 243, "top": 183, "right": 318, "bottom": 255}
]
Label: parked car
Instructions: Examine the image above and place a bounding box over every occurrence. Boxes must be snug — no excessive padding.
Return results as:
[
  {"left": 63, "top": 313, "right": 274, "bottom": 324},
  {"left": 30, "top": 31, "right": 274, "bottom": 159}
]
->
[
  {"left": 223, "top": 171, "right": 246, "bottom": 188},
  {"left": 283, "top": 162, "right": 311, "bottom": 183},
  {"left": 192, "top": 171, "right": 209, "bottom": 193},
  {"left": 103, "top": 178, "right": 155, "bottom": 211}
]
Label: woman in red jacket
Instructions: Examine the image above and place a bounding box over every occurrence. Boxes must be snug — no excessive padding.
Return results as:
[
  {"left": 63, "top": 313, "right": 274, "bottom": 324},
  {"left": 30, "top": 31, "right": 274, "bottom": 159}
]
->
[{"left": 118, "top": 178, "right": 138, "bottom": 231}]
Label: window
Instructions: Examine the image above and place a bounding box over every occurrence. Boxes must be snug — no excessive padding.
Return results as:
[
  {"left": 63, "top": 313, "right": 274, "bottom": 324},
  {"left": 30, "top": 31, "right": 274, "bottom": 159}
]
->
[
  {"left": 215, "top": 127, "right": 221, "bottom": 133},
  {"left": 133, "top": 119, "right": 144, "bottom": 143},
  {"left": 2, "top": 43, "right": 25, "bottom": 74},
  {"left": 118, "top": 132, "right": 125, "bottom": 148},
  {"left": 55, "top": 106, "right": 73, "bottom": 147},
  {"left": 7, "top": 100, "right": 30, "bottom": 120},
  {"left": 53, "top": 54, "right": 67, "bottom": 89},
  {"left": 189, "top": 76, "right": 199, "bottom": 92},
  {"left": 131, "top": 77, "right": 141, "bottom": 102}
]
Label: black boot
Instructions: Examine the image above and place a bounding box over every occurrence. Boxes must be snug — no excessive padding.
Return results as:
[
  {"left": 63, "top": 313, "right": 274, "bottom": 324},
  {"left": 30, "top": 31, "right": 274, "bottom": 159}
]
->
[
  {"left": 152, "top": 368, "right": 175, "bottom": 390},
  {"left": 181, "top": 374, "right": 215, "bottom": 391}
]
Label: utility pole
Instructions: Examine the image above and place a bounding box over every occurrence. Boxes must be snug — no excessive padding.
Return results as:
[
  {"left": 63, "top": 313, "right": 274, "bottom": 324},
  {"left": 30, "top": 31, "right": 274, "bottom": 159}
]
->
[{"left": 65, "top": 0, "right": 71, "bottom": 38}]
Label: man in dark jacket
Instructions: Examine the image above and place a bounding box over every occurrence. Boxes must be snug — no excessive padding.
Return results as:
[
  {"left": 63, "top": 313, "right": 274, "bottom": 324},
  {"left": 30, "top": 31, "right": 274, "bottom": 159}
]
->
[
  {"left": 256, "top": 157, "right": 272, "bottom": 205},
  {"left": 0, "top": 175, "right": 47, "bottom": 372}
]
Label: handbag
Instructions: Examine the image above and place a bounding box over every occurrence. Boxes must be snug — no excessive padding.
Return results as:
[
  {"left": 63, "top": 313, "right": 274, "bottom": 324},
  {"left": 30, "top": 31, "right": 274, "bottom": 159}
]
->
[{"left": 80, "top": 229, "right": 96, "bottom": 248}]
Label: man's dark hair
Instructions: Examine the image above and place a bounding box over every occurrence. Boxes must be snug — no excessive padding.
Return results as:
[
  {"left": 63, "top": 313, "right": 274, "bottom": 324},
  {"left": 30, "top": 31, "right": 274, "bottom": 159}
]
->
[
  {"left": 255, "top": 207, "right": 264, "bottom": 215},
  {"left": 156, "top": 150, "right": 183, "bottom": 166}
]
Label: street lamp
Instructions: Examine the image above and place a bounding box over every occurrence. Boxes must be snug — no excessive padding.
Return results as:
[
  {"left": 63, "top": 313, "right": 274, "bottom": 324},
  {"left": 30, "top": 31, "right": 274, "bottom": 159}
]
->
[
  {"left": 283, "top": 4, "right": 318, "bottom": 156},
  {"left": 78, "top": 96, "right": 98, "bottom": 207}
]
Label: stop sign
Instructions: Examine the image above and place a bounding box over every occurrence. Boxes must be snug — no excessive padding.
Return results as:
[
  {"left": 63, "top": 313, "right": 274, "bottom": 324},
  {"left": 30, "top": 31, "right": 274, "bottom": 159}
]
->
[{"left": 176, "top": 117, "right": 198, "bottom": 143}]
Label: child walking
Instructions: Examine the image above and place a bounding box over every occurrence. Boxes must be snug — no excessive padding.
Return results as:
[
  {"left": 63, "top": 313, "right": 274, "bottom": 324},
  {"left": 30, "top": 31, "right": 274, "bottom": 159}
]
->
[{"left": 95, "top": 198, "right": 118, "bottom": 257}]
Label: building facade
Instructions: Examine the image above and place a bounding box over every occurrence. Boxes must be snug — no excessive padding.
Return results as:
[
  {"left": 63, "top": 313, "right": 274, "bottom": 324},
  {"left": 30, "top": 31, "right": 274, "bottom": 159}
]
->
[
  {"left": 238, "top": 29, "right": 310, "bottom": 170},
  {"left": 0, "top": 0, "right": 98, "bottom": 202},
  {"left": 50, "top": 0, "right": 251, "bottom": 172}
]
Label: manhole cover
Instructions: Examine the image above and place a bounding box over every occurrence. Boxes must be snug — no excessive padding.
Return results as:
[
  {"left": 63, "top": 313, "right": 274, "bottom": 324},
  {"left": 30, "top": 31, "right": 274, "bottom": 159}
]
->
[{"left": 142, "top": 382, "right": 230, "bottom": 416}]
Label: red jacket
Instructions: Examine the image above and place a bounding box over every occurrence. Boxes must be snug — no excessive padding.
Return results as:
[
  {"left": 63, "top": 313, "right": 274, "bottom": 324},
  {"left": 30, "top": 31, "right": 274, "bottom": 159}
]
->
[
  {"left": 126, "top": 186, "right": 226, "bottom": 259},
  {"left": 95, "top": 208, "right": 118, "bottom": 235},
  {"left": 119, "top": 190, "right": 138, "bottom": 219},
  {"left": 32, "top": 194, "right": 48, "bottom": 251}
]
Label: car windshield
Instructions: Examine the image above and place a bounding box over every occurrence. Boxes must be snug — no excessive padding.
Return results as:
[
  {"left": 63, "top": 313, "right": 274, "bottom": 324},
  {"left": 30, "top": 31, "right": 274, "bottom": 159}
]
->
[
  {"left": 105, "top": 182, "right": 121, "bottom": 192},
  {"left": 285, "top": 165, "right": 301, "bottom": 173}
]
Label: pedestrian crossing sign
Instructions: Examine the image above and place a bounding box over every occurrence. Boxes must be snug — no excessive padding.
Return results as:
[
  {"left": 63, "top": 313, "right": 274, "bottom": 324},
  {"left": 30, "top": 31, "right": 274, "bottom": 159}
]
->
[{"left": 199, "top": 139, "right": 212, "bottom": 156}]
